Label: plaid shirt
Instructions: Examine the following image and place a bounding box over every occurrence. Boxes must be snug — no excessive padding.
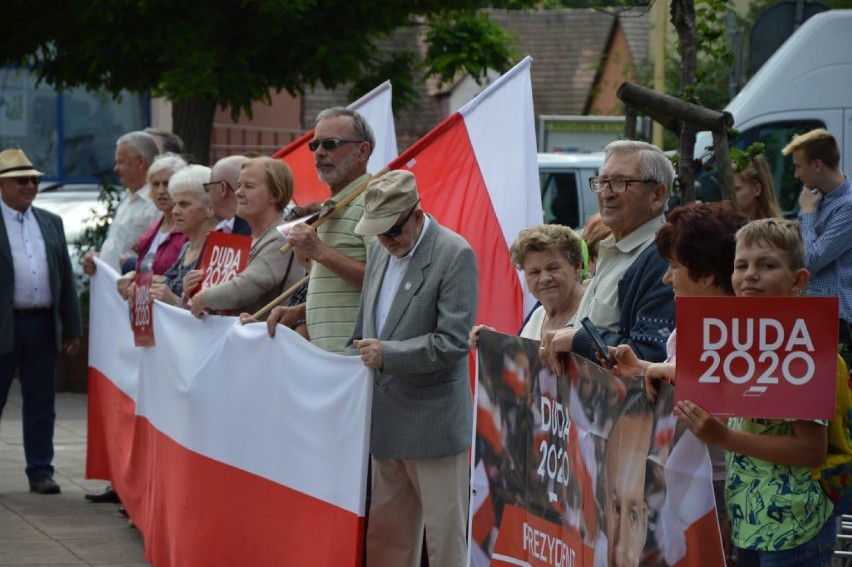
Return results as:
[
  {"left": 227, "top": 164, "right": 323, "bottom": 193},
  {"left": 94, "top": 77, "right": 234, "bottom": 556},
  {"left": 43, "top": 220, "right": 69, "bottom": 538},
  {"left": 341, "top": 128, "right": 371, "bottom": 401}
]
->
[{"left": 799, "top": 179, "right": 852, "bottom": 321}]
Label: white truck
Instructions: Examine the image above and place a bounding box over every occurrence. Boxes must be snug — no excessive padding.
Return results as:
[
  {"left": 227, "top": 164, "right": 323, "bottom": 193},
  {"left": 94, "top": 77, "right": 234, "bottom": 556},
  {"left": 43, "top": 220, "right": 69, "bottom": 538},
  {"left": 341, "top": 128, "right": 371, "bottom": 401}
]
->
[{"left": 694, "top": 9, "right": 852, "bottom": 216}]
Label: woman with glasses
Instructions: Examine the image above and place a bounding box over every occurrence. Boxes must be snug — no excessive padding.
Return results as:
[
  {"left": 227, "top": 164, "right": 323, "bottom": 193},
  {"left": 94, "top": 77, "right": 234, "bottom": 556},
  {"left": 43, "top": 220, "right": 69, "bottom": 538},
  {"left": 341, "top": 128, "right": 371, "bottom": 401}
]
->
[{"left": 186, "top": 157, "right": 305, "bottom": 319}]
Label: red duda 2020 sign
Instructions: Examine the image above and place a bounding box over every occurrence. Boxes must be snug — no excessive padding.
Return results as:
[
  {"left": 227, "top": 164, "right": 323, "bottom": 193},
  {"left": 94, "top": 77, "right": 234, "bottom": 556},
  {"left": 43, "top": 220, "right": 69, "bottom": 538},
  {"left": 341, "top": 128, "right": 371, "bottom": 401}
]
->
[{"left": 675, "top": 296, "right": 839, "bottom": 420}]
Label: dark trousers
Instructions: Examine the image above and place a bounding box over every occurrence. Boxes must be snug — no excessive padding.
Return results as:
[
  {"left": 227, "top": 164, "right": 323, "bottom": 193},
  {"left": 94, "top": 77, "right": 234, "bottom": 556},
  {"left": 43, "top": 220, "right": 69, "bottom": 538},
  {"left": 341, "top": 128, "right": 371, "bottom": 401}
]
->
[{"left": 0, "top": 310, "right": 58, "bottom": 480}]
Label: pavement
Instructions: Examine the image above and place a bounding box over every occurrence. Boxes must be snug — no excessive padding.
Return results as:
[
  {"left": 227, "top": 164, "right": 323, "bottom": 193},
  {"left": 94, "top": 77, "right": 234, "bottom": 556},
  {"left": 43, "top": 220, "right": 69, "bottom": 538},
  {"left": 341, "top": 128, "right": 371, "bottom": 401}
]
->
[{"left": 0, "top": 381, "right": 148, "bottom": 566}]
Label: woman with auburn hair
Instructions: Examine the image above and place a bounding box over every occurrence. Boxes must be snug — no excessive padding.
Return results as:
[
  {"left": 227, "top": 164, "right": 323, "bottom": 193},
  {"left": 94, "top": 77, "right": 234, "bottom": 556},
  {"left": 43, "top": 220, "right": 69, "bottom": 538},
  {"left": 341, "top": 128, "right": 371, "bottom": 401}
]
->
[
  {"left": 605, "top": 201, "right": 748, "bottom": 566},
  {"left": 186, "top": 156, "right": 305, "bottom": 319},
  {"left": 733, "top": 155, "right": 783, "bottom": 220}
]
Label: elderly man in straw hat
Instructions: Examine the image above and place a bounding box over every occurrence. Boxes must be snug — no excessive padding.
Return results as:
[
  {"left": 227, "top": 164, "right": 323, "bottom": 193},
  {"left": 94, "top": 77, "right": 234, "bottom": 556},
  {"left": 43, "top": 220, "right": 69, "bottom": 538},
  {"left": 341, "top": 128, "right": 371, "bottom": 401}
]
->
[
  {"left": 0, "top": 149, "right": 82, "bottom": 494},
  {"left": 347, "top": 170, "right": 478, "bottom": 567}
]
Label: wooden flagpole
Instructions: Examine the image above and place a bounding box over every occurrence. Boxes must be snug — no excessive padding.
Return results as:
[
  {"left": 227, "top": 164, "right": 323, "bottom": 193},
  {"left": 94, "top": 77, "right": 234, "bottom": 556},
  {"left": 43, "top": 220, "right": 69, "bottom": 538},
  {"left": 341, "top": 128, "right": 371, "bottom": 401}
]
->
[{"left": 251, "top": 167, "right": 391, "bottom": 320}]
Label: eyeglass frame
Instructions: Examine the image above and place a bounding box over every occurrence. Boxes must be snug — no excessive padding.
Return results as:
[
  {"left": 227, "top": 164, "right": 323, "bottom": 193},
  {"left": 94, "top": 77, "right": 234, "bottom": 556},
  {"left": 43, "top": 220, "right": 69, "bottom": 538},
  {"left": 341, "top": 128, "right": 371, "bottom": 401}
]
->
[
  {"left": 11, "top": 176, "right": 40, "bottom": 186},
  {"left": 588, "top": 177, "right": 658, "bottom": 194},
  {"left": 381, "top": 199, "right": 421, "bottom": 238},
  {"left": 203, "top": 180, "right": 235, "bottom": 193},
  {"left": 308, "top": 138, "right": 364, "bottom": 152}
]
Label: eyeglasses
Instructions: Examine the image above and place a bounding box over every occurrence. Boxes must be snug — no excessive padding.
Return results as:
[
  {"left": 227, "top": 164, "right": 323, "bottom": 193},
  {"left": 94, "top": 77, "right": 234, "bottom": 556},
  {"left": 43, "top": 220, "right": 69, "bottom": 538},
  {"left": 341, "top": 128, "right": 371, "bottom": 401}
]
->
[
  {"left": 13, "top": 176, "right": 39, "bottom": 186},
  {"left": 381, "top": 200, "right": 420, "bottom": 238},
  {"left": 588, "top": 177, "right": 657, "bottom": 193},
  {"left": 203, "top": 180, "right": 234, "bottom": 193},
  {"left": 308, "top": 138, "right": 363, "bottom": 152}
]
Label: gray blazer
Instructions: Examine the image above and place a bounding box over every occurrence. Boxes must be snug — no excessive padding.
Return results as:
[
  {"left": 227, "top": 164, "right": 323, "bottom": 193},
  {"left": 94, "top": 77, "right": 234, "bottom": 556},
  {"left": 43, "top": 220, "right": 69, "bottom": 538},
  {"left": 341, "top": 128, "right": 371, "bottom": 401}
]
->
[
  {"left": 0, "top": 206, "right": 82, "bottom": 354},
  {"left": 348, "top": 217, "right": 478, "bottom": 460}
]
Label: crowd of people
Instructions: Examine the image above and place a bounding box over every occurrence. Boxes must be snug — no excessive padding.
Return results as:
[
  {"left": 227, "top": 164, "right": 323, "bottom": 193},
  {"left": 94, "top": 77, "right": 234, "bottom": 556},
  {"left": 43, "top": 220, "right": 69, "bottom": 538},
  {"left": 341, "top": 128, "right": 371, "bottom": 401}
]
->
[{"left": 1, "top": 114, "right": 850, "bottom": 566}]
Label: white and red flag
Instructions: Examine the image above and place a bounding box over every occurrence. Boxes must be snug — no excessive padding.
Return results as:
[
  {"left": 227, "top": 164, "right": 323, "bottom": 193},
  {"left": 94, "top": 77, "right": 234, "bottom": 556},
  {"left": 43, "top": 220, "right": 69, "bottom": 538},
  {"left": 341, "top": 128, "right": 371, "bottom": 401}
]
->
[
  {"left": 389, "top": 56, "right": 542, "bottom": 333},
  {"left": 86, "top": 259, "right": 372, "bottom": 567},
  {"left": 273, "top": 80, "right": 398, "bottom": 205}
]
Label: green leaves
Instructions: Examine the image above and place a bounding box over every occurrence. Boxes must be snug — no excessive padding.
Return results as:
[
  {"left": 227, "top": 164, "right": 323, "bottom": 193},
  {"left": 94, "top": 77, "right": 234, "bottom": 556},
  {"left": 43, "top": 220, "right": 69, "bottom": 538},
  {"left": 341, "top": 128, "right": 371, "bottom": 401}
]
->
[{"left": 424, "top": 10, "right": 518, "bottom": 86}]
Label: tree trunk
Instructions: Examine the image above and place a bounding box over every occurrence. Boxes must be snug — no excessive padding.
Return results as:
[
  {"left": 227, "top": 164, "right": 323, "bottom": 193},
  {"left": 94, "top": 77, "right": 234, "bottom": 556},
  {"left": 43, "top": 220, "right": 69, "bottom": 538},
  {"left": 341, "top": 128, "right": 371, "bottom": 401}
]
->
[
  {"left": 671, "top": 0, "right": 698, "bottom": 204},
  {"left": 172, "top": 98, "right": 217, "bottom": 166}
]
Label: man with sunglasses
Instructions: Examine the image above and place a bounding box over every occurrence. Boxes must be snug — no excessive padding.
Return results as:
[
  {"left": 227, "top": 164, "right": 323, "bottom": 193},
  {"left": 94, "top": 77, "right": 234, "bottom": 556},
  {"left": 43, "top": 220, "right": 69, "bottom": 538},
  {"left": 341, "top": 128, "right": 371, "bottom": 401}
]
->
[
  {"left": 268, "top": 107, "right": 375, "bottom": 353},
  {"left": 0, "top": 149, "right": 82, "bottom": 495},
  {"left": 540, "top": 139, "right": 676, "bottom": 369},
  {"left": 347, "top": 170, "right": 477, "bottom": 567}
]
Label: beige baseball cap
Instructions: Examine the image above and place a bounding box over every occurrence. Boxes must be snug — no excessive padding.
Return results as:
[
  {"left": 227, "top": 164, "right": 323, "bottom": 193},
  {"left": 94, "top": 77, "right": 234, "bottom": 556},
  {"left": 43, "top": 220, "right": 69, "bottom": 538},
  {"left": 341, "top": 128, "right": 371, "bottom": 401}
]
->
[{"left": 355, "top": 170, "right": 420, "bottom": 236}]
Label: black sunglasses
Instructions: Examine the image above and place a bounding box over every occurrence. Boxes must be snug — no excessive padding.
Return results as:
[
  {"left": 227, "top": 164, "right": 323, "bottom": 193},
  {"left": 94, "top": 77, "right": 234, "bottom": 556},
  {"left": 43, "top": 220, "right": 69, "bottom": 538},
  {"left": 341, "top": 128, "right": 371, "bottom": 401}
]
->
[
  {"left": 308, "top": 138, "right": 363, "bottom": 152},
  {"left": 203, "top": 180, "right": 235, "bottom": 193},
  {"left": 381, "top": 200, "right": 420, "bottom": 238}
]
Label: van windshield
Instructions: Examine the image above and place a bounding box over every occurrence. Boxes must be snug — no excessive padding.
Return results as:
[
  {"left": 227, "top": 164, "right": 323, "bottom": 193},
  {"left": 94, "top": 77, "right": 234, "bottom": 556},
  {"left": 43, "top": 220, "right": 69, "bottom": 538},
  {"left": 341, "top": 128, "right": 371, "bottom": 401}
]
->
[{"left": 695, "top": 119, "right": 824, "bottom": 217}]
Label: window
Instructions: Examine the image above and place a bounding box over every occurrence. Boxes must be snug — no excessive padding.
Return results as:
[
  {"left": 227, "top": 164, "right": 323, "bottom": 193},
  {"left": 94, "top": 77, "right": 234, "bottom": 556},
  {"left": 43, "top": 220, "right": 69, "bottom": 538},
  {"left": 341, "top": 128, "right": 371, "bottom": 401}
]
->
[
  {"left": 695, "top": 120, "right": 824, "bottom": 217},
  {"left": 541, "top": 171, "right": 580, "bottom": 228},
  {"left": 0, "top": 67, "right": 149, "bottom": 183}
]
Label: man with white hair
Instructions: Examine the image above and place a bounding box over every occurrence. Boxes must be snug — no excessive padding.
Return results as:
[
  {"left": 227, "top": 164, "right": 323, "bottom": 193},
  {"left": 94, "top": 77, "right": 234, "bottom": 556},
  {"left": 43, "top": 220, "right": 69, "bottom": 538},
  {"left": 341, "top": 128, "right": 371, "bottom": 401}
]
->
[
  {"left": 541, "top": 140, "right": 676, "bottom": 366},
  {"left": 82, "top": 130, "right": 160, "bottom": 274}
]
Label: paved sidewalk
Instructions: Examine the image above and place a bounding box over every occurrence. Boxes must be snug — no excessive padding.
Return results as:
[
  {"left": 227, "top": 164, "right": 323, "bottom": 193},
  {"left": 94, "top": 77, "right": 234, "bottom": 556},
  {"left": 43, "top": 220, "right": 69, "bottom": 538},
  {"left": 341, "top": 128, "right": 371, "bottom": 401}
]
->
[{"left": 0, "top": 382, "right": 148, "bottom": 566}]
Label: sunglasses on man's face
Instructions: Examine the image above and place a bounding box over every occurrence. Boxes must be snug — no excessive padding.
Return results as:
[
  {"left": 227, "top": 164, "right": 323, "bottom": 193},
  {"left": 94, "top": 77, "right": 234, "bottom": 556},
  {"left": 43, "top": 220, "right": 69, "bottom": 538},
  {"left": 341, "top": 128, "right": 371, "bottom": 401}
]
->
[
  {"left": 13, "top": 176, "right": 39, "bottom": 186},
  {"left": 308, "top": 138, "right": 363, "bottom": 152},
  {"left": 381, "top": 201, "right": 420, "bottom": 238},
  {"left": 203, "top": 180, "right": 235, "bottom": 193}
]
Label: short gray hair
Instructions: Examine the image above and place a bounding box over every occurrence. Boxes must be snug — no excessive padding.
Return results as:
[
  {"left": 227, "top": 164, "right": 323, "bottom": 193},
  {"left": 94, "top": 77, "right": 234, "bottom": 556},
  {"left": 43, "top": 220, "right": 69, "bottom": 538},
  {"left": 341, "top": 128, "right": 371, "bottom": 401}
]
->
[
  {"left": 168, "top": 164, "right": 212, "bottom": 207},
  {"left": 315, "top": 107, "right": 375, "bottom": 157},
  {"left": 116, "top": 131, "right": 160, "bottom": 167},
  {"left": 147, "top": 153, "right": 188, "bottom": 182},
  {"left": 604, "top": 140, "right": 675, "bottom": 197}
]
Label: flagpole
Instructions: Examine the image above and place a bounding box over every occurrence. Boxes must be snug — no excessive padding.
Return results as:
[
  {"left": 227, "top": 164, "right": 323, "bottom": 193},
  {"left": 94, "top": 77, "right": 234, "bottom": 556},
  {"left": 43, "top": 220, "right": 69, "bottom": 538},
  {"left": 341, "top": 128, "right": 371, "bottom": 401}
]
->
[
  {"left": 248, "top": 275, "right": 310, "bottom": 322},
  {"left": 250, "top": 166, "right": 391, "bottom": 320}
]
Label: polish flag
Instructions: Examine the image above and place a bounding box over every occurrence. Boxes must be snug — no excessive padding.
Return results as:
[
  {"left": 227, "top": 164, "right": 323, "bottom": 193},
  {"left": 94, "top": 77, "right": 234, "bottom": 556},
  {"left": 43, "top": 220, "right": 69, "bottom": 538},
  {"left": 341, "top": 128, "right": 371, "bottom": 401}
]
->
[
  {"left": 272, "top": 80, "right": 398, "bottom": 205},
  {"left": 389, "top": 57, "right": 542, "bottom": 333},
  {"left": 86, "top": 259, "right": 372, "bottom": 567}
]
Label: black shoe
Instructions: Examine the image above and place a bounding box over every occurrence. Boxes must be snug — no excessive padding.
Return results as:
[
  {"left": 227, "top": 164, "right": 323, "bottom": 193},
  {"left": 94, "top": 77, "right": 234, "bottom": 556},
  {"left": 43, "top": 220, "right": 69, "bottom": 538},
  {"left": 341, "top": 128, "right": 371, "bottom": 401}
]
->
[
  {"left": 117, "top": 506, "right": 129, "bottom": 518},
  {"left": 29, "top": 477, "right": 61, "bottom": 495},
  {"left": 85, "top": 487, "right": 120, "bottom": 503}
]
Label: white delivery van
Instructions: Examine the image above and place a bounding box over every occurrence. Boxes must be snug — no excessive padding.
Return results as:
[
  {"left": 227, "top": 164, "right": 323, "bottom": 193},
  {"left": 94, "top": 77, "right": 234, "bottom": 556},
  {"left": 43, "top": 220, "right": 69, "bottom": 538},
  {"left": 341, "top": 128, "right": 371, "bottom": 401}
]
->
[
  {"left": 538, "top": 152, "right": 605, "bottom": 230},
  {"left": 694, "top": 9, "right": 852, "bottom": 217}
]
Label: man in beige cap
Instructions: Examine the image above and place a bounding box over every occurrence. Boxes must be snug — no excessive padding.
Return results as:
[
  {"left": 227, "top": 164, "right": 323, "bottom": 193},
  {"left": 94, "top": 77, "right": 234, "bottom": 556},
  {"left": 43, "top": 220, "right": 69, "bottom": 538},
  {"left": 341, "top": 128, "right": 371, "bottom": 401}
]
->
[
  {"left": 0, "top": 149, "right": 82, "bottom": 494},
  {"left": 347, "top": 169, "right": 478, "bottom": 567}
]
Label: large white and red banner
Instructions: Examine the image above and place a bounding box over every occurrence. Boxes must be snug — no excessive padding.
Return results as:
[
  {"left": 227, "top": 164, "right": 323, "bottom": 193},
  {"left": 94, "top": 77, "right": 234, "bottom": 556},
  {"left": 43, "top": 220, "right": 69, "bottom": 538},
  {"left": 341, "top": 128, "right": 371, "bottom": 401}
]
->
[
  {"left": 473, "top": 330, "right": 724, "bottom": 566},
  {"left": 86, "top": 259, "right": 372, "bottom": 567},
  {"left": 675, "top": 296, "right": 839, "bottom": 419},
  {"left": 389, "top": 57, "right": 542, "bottom": 334},
  {"left": 273, "top": 80, "right": 398, "bottom": 205}
]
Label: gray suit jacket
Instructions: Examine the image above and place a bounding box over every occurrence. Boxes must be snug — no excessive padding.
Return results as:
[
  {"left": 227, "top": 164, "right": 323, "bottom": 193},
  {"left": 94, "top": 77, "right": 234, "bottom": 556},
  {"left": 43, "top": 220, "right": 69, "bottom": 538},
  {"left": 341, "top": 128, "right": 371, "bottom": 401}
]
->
[
  {"left": 0, "top": 206, "right": 82, "bottom": 354},
  {"left": 348, "top": 217, "right": 478, "bottom": 460}
]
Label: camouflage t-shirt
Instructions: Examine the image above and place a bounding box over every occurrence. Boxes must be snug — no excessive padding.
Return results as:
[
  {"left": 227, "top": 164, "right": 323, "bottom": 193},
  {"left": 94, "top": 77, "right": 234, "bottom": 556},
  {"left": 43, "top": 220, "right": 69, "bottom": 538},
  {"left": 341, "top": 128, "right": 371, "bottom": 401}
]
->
[{"left": 725, "top": 417, "right": 833, "bottom": 551}]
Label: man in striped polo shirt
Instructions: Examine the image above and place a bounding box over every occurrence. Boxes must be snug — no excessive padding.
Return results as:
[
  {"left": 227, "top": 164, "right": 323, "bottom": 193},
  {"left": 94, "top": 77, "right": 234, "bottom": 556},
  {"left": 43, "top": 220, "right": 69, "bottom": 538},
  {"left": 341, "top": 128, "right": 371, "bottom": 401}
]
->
[{"left": 268, "top": 107, "right": 374, "bottom": 353}]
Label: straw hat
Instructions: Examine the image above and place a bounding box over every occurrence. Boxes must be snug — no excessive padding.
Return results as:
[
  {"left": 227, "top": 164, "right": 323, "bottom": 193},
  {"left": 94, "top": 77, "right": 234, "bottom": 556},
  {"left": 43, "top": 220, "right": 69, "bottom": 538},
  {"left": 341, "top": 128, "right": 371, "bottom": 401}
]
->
[{"left": 0, "top": 149, "right": 45, "bottom": 178}]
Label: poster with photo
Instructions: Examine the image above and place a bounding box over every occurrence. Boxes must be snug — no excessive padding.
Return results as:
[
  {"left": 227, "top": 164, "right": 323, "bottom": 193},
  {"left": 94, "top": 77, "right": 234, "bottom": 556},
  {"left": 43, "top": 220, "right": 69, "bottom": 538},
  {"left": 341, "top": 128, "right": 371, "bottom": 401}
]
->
[{"left": 472, "top": 330, "right": 724, "bottom": 567}]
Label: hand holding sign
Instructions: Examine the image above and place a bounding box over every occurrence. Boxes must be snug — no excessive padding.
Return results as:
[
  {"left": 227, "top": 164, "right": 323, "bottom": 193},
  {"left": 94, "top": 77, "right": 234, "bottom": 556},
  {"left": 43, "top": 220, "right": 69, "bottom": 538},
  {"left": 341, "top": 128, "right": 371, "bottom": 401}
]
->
[
  {"left": 676, "top": 296, "right": 838, "bottom": 419},
  {"left": 131, "top": 271, "right": 155, "bottom": 347}
]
